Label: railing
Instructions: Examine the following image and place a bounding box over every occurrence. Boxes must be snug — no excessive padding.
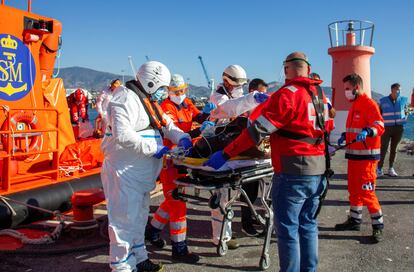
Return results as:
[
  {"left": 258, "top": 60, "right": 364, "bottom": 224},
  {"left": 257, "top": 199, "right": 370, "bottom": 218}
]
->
[
  {"left": 0, "top": 108, "right": 59, "bottom": 192},
  {"left": 328, "top": 20, "right": 374, "bottom": 48},
  {"left": 1, "top": 0, "right": 32, "bottom": 12}
]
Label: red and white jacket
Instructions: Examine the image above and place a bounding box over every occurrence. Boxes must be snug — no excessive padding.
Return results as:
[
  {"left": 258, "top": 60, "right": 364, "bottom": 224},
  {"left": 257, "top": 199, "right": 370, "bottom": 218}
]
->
[{"left": 224, "top": 77, "right": 332, "bottom": 175}]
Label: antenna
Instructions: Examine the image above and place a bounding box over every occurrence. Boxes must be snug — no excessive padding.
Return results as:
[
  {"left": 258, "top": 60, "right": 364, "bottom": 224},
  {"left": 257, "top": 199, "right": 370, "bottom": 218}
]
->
[{"left": 128, "top": 56, "right": 137, "bottom": 80}]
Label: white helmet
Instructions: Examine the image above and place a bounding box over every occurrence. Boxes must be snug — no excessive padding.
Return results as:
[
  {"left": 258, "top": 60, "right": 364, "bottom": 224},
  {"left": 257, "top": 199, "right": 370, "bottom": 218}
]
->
[
  {"left": 169, "top": 74, "right": 188, "bottom": 91},
  {"left": 222, "top": 64, "right": 248, "bottom": 86},
  {"left": 136, "top": 61, "right": 171, "bottom": 94}
]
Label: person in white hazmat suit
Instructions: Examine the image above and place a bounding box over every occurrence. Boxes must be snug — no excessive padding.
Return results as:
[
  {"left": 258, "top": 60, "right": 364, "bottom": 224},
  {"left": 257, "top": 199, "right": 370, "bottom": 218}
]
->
[
  {"left": 208, "top": 64, "right": 269, "bottom": 248},
  {"left": 101, "top": 61, "right": 192, "bottom": 272},
  {"left": 96, "top": 78, "right": 122, "bottom": 134}
]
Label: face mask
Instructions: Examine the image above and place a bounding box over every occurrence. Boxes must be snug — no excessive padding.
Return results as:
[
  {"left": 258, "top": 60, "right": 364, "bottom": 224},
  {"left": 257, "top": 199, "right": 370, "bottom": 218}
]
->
[
  {"left": 152, "top": 89, "right": 166, "bottom": 102},
  {"left": 345, "top": 90, "right": 356, "bottom": 101},
  {"left": 170, "top": 94, "right": 186, "bottom": 105},
  {"left": 231, "top": 86, "right": 244, "bottom": 98}
]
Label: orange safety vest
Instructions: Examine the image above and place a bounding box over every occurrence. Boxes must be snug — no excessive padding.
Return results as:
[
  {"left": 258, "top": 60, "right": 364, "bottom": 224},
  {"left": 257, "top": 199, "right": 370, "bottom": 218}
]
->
[{"left": 345, "top": 93, "right": 384, "bottom": 160}]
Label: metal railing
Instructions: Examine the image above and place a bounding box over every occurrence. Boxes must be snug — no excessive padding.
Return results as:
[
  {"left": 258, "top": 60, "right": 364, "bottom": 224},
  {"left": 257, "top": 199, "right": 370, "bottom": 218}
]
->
[
  {"left": 328, "top": 20, "right": 375, "bottom": 48},
  {"left": 0, "top": 108, "right": 59, "bottom": 192}
]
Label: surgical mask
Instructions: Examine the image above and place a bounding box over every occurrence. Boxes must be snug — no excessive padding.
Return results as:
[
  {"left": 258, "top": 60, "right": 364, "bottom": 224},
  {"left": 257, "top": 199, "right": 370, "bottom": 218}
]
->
[
  {"left": 345, "top": 89, "right": 356, "bottom": 101},
  {"left": 170, "top": 94, "right": 186, "bottom": 105},
  {"left": 231, "top": 86, "right": 244, "bottom": 98},
  {"left": 151, "top": 88, "right": 166, "bottom": 102}
]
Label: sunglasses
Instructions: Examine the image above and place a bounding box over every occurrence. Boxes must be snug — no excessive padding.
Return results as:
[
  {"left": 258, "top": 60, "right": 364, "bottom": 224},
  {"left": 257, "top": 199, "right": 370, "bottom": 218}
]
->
[{"left": 283, "top": 58, "right": 311, "bottom": 66}]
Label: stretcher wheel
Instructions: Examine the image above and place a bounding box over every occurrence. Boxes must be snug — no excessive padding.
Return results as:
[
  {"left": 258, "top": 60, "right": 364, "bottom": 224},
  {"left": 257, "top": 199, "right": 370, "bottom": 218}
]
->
[
  {"left": 217, "top": 242, "right": 228, "bottom": 256},
  {"left": 208, "top": 194, "right": 220, "bottom": 209},
  {"left": 260, "top": 255, "right": 270, "bottom": 270}
]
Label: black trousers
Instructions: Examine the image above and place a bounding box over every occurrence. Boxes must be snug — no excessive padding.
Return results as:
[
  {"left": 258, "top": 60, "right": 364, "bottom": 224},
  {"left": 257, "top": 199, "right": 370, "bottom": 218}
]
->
[{"left": 240, "top": 180, "right": 260, "bottom": 224}]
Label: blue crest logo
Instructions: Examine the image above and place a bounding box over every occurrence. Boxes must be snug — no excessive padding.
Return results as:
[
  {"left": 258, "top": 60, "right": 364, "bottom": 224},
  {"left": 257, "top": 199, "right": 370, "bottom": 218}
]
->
[{"left": 0, "top": 34, "right": 36, "bottom": 101}]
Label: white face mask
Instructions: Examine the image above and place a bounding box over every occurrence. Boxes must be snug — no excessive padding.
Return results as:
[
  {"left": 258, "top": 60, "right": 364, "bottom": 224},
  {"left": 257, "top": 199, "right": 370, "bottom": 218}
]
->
[
  {"left": 231, "top": 86, "right": 244, "bottom": 98},
  {"left": 170, "top": 94, "right": 186, "bottom": 105},
  {"left": 345, "top": 90, "right": 356, "bottom": 101}
]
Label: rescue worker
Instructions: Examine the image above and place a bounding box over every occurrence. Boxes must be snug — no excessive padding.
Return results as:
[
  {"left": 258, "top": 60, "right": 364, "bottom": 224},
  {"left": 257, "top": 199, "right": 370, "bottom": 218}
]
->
[
  {"left": 208, "top": 64, "right": 269, "bottom": 249},
  {"left": 101, "top": 61, "right": 192, "bottom": 272},
  {"left": 377, "top": 83, "right": 409, "bottom": 177},
  {"left": 335, "top": 73, "right": 385, "bottom": 243},
  {"left": 240, "top": 78, "right": 269, "bottom": 236},
  {"left": 145, "top": 74, "right": 216, "bottom": 263},
  {"left": 67, "top": 88, "right": 89, "bottom": 124},
  {"left": 95, "top": 78, "right": 122, "bottom": 136},
  {"left": 205, "top": 52, "right": 331, "bottom": 272}
]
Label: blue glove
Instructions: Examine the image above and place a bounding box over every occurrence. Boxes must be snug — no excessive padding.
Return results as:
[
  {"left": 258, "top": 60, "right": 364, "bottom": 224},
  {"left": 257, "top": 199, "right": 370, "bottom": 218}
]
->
[
  {"left": 337, "top": 134, "right": 346, "bottom": 146},
  {"left": 254, "top": 92, "right": 269, "bottom": 103},
  {"left": 153, "top": 144, "right": 170, "bottom": 159},
  {"left": 356, "top": 130, "right": 368, "bottom": 142},
  {"left": 177, "top": 137, "right": 192, "bottom": 150},
  {"left": 203, "top": 151, "right": 229, "bottom": 170},
  {"left": 200, "top": 121, "right": 215, "bottom": 132},
  {"left": 202, "top": 102, "right": 217, "bottom": 114}
]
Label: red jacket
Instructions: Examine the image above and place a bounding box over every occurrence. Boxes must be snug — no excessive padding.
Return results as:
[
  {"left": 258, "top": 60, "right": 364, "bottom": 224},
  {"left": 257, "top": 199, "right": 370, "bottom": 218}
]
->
[
  {"left": 345, "top": 93, "right": 384, "bottom": 160},
  {"left": 224, "top": 77, "right": 332, "bottom": 175}
]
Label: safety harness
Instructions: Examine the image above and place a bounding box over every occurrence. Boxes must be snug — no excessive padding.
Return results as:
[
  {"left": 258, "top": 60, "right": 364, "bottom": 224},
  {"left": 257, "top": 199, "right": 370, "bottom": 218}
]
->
[
  {"left": 275, "top": 83, "right": 333, "bottom": 218},
  {"left": 125, "top": 80, "right": 167, "bottom": 137}
]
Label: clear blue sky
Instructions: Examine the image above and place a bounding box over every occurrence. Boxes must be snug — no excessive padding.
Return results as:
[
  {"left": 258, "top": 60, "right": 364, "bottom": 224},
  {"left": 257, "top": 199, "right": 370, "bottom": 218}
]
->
[{"left": 9, "top": 0, "right": 414, "bottom": 96}]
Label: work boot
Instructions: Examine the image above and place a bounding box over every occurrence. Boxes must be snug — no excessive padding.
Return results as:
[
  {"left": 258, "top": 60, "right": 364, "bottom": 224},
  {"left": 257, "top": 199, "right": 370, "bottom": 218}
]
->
[
  {"left": 171, "top": 241, "right": 200, "bottom": 264},
  {"left": 145, "top": 225, "right": 166, "bottom": 249},
  {"left": 335, "top": 217, "right": 361, "bottom": 231},
  {"left": 376, "top": 168, "right": 383, "bottom": 177},
  {"left": 242, "top": 222, "right": 262, "bottom": 237},
  {"left": 372, "top": 228, "right": 384, "bottom": 243},
  {"left": 136, "top": 259, "right": 164, "bottom": 272},
  {"left": 227, "top": 238, "right": 240, "bottom": 250},
  {"left": 388, "top": 167, "right": 398, "bottom": 177}
]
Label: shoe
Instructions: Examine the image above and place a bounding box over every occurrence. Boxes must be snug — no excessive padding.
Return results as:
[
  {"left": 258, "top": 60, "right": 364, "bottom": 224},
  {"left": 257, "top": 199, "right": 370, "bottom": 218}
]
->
[
  {"left": 335, "top": 217, "right": 361, "bottom": 231},
  {"left": 172, "top": 251, "right": 200, "bottom": 264},
  {"left": 242, "top": 222, "right": 261, "bottom": 237},
  {"left": 376, "top": 168, "right": 383, "bottom": 177},
  {"left": 145, "top": 227, "right": 166, "bottom": 249},
  {"left": 136, "top": 259, "right": 164, "bottom": 272},
  {"left": 388, "top": 167, "right": 398, "bottom": 177},
  {"left": 227, "top": 239, "right": 240, "bottom": 250},
  {"left": 372, "top": 228, "right": 384, "bottom": 243}
]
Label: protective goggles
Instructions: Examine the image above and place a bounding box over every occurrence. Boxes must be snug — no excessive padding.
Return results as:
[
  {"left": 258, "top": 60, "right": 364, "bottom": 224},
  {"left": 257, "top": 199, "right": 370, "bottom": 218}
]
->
[
  {"left": 168, "top": 85, "right": 188, "bottom": 95},
  {"left": 223, "top": 73, "right": 248, "bottom": 86},
  {"left": 283, "top": 58, "right": 311, "bottom": 66}
]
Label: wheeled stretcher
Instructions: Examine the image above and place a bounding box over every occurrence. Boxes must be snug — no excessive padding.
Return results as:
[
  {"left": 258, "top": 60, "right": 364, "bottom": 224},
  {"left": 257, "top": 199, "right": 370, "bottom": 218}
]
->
[{"left": 171, "top": 157, "right": 274, "bottom": 270}]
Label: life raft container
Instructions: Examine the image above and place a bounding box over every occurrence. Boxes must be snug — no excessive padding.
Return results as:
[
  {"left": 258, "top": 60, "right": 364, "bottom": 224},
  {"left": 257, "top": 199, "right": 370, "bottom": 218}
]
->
[{"left": 0, "top": 111, "right": 41, "bottom": 160}]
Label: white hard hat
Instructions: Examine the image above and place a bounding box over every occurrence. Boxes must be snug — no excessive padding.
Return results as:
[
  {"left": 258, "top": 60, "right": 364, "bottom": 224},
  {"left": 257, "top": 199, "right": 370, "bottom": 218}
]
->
[
  {"left": 136, "top": 61, "right": 171, "bottom": 94},
  {"left": 169, "top": 74, "right": 188, "bottom": 91},
  {"left": 222, "top": 64, "right": 248, "bottom": 86}
]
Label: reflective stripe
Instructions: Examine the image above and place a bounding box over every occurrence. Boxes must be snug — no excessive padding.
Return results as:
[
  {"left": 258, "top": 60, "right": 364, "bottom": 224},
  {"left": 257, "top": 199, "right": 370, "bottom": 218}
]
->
[
  {"left": 156, "top": 208, "right": 169, "bottom": 220},
  {"left": 256, "top": 115, "right": 278, "bottom": 134},
  {"left": 153, "top": 212, "right": 169, "bottom": 225},
  {"left": 382, "top": 112, "right": 395, "bottom": 116},
  {"left": 350, "top": 207, "right": 363, "bottom": 219},
  {"left": 171, "top": 232, "right": 186, "bottom": 242},
  {"left": 170, "top": 220, "right": 186, "bottom": 230},
  {"left": 371, "top": 211, "right": 384, "bottom": 225},
  {"left": 351, "top": 206, "right": 363, "bottom": 211},
  {"left": 371, "top": 127, "right": 378, "bottom": 137},
  {"left": 151, "top": 218, "right": 166, "bottom": 230},
  {"left": 346, "top": 128, "right": 362, "bottom": 133},
  {"left": 285, "top": 85, "right": 298, "bottom": 93},
  {"left": 373, "top": 120, "right": 384, "bottom": 127},
  {"left": 345, "top": 148, "right": 380, "bottom": 155}
]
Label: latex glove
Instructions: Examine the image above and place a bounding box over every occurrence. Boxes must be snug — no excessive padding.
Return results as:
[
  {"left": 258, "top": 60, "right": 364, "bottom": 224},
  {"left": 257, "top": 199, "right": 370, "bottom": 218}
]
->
[
  {"left": 356, "top": 130, "right": 368, "bottom": 142},
  {"left": 153, "top": 144, "right": 170, "bottom": 159},
  {"left": 254, "top": 92, "right": 269, "bottom": 103},
  {"left": 203, "top": 151, "right": 229, "bottom": 170},
  {"left": 200, "top": 121, "right": 215, "bottom": 132},
  {"left": 337, "top": 133, "right": 346, "bottom": 146},
  {"left": 177, "top": 137, "right": 192, "bottom": 151},
  {"left": 202, "top": 102, "right": 217, "bottom": 114}
]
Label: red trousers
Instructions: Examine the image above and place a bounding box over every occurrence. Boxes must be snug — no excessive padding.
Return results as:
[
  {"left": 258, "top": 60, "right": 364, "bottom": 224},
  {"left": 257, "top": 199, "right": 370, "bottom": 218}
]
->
[
  {"left": 347, "top": 160, "right": 381, "bottom": 214},
  {"left": 151, "top": 161, "right": 187, "bottom": 242}
]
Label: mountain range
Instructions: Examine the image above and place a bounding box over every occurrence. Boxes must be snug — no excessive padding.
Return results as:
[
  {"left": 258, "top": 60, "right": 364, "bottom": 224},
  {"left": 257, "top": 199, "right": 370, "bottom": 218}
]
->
[{"left": 57, "top": 67, "right": 383, "bottom": 101}]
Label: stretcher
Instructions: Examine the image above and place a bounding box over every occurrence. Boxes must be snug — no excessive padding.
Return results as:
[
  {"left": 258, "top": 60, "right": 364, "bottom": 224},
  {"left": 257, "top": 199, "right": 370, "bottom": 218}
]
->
[{"left": 169, "top": 154, "right": 274, "bottom": 270}]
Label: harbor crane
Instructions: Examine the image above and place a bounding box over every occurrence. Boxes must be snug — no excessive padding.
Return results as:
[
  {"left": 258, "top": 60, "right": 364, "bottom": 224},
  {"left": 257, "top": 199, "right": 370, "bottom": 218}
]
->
[{"left": 198, "top": 56, "right": 214, "bottom": 92}]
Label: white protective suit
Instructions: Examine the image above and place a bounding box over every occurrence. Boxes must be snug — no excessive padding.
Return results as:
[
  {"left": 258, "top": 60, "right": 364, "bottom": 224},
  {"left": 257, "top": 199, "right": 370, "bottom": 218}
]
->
[
  {"left": 96, "top": 86, "right": 113, "bottom": 132},
  {"left": 208, "top": 84, "right": 261, "bottom": 245},
  {"left": 101, "top": 85, "right": 189, "bottom": 271}
]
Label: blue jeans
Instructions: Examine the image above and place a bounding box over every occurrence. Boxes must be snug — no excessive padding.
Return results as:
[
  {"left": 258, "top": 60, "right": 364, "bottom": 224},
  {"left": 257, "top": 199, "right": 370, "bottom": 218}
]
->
[{"left": 272, "top": 173, "right": 327, "bottom": 272}]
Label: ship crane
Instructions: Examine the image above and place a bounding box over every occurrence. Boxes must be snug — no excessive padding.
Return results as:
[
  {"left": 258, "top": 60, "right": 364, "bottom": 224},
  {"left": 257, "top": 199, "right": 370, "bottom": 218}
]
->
[{"left": 198, "top": 56, "right": 214, "bottom": 92}]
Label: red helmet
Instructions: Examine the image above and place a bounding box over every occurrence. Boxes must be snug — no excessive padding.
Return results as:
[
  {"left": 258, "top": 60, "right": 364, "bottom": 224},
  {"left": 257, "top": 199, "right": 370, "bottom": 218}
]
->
[{"left": 74, "top": 89, "right": 84, "bottom": 101}]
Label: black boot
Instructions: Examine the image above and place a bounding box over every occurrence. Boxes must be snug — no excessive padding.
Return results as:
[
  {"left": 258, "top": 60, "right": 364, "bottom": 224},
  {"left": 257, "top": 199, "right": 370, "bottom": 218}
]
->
[
  {"left": 145, "top": 225, "right": 166, "bottom": 249},
  {"left": 136, "top": 259, "right": 164, "bottom": 272},
  {"left": 372, "top": 228, "right": 384, "bottom": 243},
  {"left": 171, "top": 241, "right": 200, "bottom": 264},
  {"left": 242, "top": 221, "right": 262, "bottom": 237},
  {"left": 335, "top": 217, "right": 361, "bottom": 231}
]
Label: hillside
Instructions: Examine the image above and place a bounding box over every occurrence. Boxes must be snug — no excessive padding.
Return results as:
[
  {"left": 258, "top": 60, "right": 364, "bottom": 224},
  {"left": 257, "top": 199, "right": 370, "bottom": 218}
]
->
[{"left": 57, "top": 67, "right": 383, "bottom": 101}]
